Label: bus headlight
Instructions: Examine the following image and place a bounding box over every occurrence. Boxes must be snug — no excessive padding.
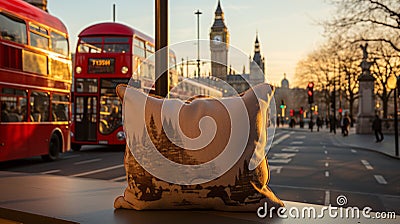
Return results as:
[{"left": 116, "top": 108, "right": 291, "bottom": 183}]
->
[
  {"left": 117, "top": 131, "right": 125, "bottom": 141},
  {"left": 75, "top": 66, "right": 82, "bottom": 74},
  {"left": 121, "top": 66, "right": 129, "bottom": 74}
]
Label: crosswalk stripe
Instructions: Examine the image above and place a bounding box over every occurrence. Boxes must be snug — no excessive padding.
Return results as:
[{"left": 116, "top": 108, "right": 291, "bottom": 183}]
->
[
  {"left": 70, "top": 164, "right": 124, "bottom": 177},
  {"left": 269, "top": 159, "right": 292, "bottom": 164},
  {"left": 110, "top": 175, "right": 127, "bottom": 182},
  {"left": 272, "top": 134, "right": 290, "bottom": 146},
  {"left": 41, "top": 169, "right": 60, "bottom": 174},
  {"left": 361, "top": 160, "right": 374, "bottom": 170},
  {"left": 74, "top": 158, "right": 102, "bottom": 165},
  {"left": 269, "top": 166, "right": 282, "bottom": 174},
  {"left": 374, "top": 175, "right": 387, "bottom": 184}
]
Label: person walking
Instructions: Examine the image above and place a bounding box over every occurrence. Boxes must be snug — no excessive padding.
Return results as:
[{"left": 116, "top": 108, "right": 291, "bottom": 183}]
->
[
  {"left": 316, "top": 117, "right": 322, "bottom": 132},
  {"left": 372, "top": 115, "right": 384, "bottom": 142},
  {"left": 342, "top": 112, "right": 350, "bottom": 137}
]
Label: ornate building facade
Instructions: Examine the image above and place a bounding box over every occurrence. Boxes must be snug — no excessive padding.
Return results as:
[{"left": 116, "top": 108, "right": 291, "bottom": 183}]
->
[
  {"left": 210, "top": 0, "right": 229, "bottom": 81},
  {"left": 209, "top": 0, "right": 266, "bottom": 94}
]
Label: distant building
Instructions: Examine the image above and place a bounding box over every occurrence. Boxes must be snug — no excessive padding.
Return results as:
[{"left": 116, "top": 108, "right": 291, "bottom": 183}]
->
[{"left": 210, "top": 0, "right": 229, "bottom": 81}]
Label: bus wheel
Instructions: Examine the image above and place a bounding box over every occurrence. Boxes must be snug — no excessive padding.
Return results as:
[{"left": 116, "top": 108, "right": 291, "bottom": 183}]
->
[
  {"left": 42, "top": 134, "right": 61, "bottom": 161},
  {"left": 71, "top": 143, "right": 81, "bottom": 151}
]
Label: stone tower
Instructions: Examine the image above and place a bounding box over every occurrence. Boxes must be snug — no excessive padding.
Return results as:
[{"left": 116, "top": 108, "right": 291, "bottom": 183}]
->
[
  {"left": 210, "top": 0, "right": 229, "bottom": 81},
  {"left": 249, "top": 33, "right": 265, "bottom": 85}
]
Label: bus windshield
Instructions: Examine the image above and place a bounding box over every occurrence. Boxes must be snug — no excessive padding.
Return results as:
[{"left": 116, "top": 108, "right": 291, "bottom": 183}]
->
[{"left": 78, "top": 37, "right": 130, "bottom": 53}]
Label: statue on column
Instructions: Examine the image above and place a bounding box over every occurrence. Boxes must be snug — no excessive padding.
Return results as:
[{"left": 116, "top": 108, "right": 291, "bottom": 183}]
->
[
  {"left": 360, "top": 43, "right": 373, "bottom": 76},
  {"left": 356, "top": 43, "right": 375, "bottom": 134}
]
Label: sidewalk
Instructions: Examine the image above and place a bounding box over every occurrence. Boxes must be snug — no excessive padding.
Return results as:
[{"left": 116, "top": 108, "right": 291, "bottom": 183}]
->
[
  {"left": 278, "top": 125, "right": 400, "bottom": 159},
  {"left": 331, "top": 127, "right": 399, "bottom": 159}
]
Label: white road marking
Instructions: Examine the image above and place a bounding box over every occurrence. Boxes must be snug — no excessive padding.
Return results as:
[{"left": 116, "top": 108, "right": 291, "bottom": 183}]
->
[
  {"left": 324, "top": 150, "right": 328, "bottom": 155},
  {"left": 351, "top": 149, "right": 357, "bottom": 153},
  {"left": 324, "top": 190, "right": 330, "bottom": 206},
  {"left": 74, "top": 158, "right": 102, "bottom": 165},
  {"left": 70, "top": 164, "right": 124, "bottom": 177},
  {"left": 272, "top": 153, "right": 296, "bottom": 159},
  {"left": 61, "top": 154, "right": 80, "bottom": 159},
  {"left": 295, "top": 136, "right": 306, "bottom": 139},
  {"left": 110, "top": 175, "right": 127, "bottom": 182},
  {"left": 268, "top": 159, "right": 292, "bottom": 164},
  {"left": 269, "top": 166, "right": 283, "bottom": 174},
  {"left": 325, "top": 162, "right": 329, "bottom": 167},
  {"left": 282, "top": 147, "right": 299, "bottom": 152},
  {"left": 325, "top": 171, "right": 330, "bottom": 177},
  {"left": 361, "top": 160, "right": 374, "bottom": 170},
  {"left": 374, "top": 175, "right": 387, "bottom": 185},
  {"left": 41, "top": 169, "right": 60, "bottom": 174},
  {"left": 323, "top": 145, "right": 326, "bottom": 149},
  {"left": 272, "top": 134, "right": 290, "bottom": 146},
  {"left": 291, "top": 141, "right": 303, "bottom": 145}
]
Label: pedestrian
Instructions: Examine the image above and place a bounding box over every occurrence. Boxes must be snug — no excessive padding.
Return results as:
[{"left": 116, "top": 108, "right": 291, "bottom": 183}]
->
[
  {"left": 316, "top": 117, "right": 322, "bottom": 132},
  {"left": 309, "top": 119, "right": 314, "bottom": 132},
  {"left": 372, "top": 115, "right": 384, "bottom": 142},
  {"left": 342, "top": 112, "right": 350, "bottom": 137}
]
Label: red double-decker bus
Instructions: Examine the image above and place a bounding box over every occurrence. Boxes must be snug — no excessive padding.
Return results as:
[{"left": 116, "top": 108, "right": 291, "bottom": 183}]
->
[
  {"left": 0, "top": 0, "right": 71, "bottom": 161},
  {"left": 72, "top": 22, "right": 173, "bottom": 150}
]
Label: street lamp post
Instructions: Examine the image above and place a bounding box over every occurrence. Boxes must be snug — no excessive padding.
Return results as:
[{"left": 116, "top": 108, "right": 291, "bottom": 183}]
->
[
  {"left": 388, "top": 75, "right": 399, "bottom": 157},
  {"left": 195, "top": 9, "right": 202, "bottom": 78}
]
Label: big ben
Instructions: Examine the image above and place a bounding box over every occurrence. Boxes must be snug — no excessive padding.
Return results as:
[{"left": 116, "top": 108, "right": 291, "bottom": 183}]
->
[{"left": 210, "top": 0, "right": 229, "bottom": 81}]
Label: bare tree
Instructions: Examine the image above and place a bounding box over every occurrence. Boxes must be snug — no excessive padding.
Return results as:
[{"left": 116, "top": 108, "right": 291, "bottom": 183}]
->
[
  {"left": 369, "top": 41, "right": 400, "bottom": 118},
  {"left": 324, "top": 0, "right": 400, "bottom": 52}
]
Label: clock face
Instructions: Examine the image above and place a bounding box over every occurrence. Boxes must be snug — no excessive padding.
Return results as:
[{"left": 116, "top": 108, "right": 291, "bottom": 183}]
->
[{"left": 213, "top": 35, "right": 222, "bottom": 44}]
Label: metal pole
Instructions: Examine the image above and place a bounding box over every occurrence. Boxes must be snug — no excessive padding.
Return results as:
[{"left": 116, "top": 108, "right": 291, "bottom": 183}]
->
[
  {"left": 394, "top": 85, "right": 399, "bottom": 157},
  {"left": 155, "top": 0, "right": 169, "bottom": 97},
  {"left": 113, "top": 4, "right": 116, "bottom": 22},
  {"left": 195, "top": 10, "right": 202, "bottom": 78}
]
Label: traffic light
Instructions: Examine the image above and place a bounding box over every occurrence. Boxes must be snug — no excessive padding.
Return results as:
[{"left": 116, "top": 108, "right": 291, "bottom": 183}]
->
[
  {"left": 307, "top": 82, "right": 314, "bottom": 104},
  {"left": 280, "top": 100, "right": 285, "bottom": 109},
  {"left": 290, "top": 109, "right": 294, "bottom": 117},
  {"left": 300, "top": 107, "right": 304, "bottom": 115}
]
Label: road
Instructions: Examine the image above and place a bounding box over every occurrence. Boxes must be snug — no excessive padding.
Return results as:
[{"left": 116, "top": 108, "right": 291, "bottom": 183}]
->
[{"left": 0, "top": 128, "right": 399, "bottom": 215}]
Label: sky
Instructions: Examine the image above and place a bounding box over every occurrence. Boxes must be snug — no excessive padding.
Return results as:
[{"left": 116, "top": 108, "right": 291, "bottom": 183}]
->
[{"left": 47, "top": 0, "right": 334, "bottom": 86}]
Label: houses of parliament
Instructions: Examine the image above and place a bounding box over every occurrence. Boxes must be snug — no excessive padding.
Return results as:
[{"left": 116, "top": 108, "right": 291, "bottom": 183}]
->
[{"left": 209, "top": 0, "right": 266, "bottom": 93}]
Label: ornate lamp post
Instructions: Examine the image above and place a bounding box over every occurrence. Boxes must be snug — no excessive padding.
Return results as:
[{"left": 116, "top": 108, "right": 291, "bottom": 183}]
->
[{"left": 387, "top": 75, "right": 399, "bottom": 157}]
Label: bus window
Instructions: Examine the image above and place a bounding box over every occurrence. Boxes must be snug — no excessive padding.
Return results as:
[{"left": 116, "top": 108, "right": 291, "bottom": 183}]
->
[
  {"left": 0, "top": 12, "right": 27, "bottom": 45},
  {"left": 0, "top": 88, "right": 27, "bottom": 122},
  {"left": 78, "top": 37, "right": 102, "bottom": 53},
  {"left": 51, "top": 32, "right": 68, "bottom": 56},
  {"left": 30, "top": 91, "right": 49, "bottom": 122},
  {"left": 51, "top": 94, "right": 69, "bottom": 122},
  {"left": 133, "top": 38, "right": 145, "bottom": 58},
  {"left": 29, "top": 24, "right": 49, "bottom": 50}
]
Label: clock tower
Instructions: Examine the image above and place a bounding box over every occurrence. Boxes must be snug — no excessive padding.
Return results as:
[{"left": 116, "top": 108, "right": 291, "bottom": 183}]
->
[{"left": 210, "top": 0, "right": 229, "bottom": 81}]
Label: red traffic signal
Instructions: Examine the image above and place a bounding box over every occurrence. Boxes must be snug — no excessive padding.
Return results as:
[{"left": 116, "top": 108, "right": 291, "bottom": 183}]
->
[
  {"left": 307, "top": 90, "right": 313, "bottom": 96},
  {"left": 300, "top": 107, "right": 304, "bottom": 115},
  {"left": 338, "top": 108, "right": 343, "bottom": 113},
  {"left": 307, "top": 82, "right": 314, "bottom": 89},
  {"left": 290, "top": 109, "right": 294, "bottom": 117}
]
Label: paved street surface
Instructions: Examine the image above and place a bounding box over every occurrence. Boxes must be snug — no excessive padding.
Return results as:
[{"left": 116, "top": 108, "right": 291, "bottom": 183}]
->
[{"left": 0, "top": 127, "right": 399, "bottom": 216}]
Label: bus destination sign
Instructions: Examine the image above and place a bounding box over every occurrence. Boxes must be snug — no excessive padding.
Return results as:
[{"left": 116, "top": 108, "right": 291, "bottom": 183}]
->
[{"left": 88, "top": 58, "right": 115, "bottom": 74}]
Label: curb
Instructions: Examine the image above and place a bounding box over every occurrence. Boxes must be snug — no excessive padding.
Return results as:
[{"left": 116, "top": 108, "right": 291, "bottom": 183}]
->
[{"left": 331, "top": 138, "right": 400, "bottom": 160}]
